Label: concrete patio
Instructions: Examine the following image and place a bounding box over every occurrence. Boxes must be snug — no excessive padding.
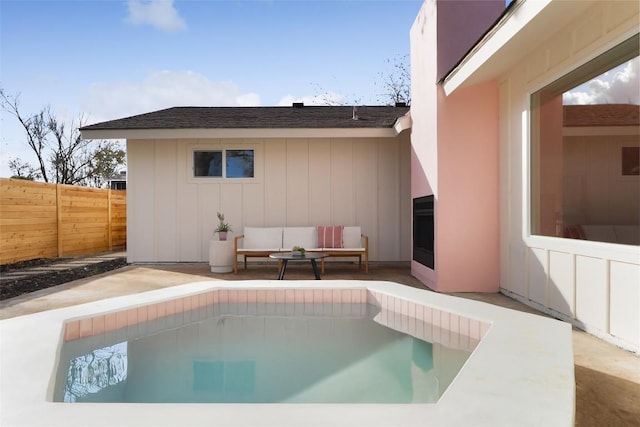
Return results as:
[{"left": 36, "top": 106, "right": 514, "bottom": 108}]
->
[{"left": 1, "top": 253, "right": 638, "bottom": 426}]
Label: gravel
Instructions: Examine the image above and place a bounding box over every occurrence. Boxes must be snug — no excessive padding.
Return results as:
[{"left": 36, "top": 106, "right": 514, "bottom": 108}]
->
[{"left": 0, "top": 257, "right": 127, "bottom": 301}]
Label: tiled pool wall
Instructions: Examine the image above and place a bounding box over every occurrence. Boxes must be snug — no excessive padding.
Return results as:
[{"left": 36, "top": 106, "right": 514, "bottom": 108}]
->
[
  {"left": 368, "top": 291, "right": 490, "bottom": 352},
  {"left": 63, "top": 288, "right": 491, "bottom": 352}
]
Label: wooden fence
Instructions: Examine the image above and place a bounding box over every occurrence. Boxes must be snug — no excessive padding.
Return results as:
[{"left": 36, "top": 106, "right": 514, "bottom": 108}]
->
[{"left": 0, "top": 178, "right": 126, "bottom": 265}]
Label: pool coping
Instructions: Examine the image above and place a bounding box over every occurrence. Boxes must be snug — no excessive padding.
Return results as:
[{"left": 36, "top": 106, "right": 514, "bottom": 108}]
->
[{"left": 0, "top": 280, "right": 575, "bottom": 426}]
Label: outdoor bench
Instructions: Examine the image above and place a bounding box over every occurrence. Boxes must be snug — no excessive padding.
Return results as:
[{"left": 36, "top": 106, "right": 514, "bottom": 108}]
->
[{"left": 233, "top": 226, "right": 369, "bottom": 274}]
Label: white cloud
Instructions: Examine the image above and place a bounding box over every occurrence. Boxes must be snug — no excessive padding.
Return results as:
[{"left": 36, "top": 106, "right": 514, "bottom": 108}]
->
[
  {"left": 82, "top": 70, "right": 262, "bottom": 124},
  {"left": 126, "top": 0, "right": 186, "bottom": 32},
  {"left": 563, "top": 57, "right": 639, "bottom": 105},
  {"left": 236, "top": 93, "right": 261, "bottom": 107}
]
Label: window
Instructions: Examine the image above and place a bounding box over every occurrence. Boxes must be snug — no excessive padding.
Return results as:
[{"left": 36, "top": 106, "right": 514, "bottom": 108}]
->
[
  {"left": 530, "top": 35, "right": 639, "bottom": 245},
  {"left": 194, "top": 151, "right": 223, "bottom": 177},
  {"left": 193, "top": 149, "right": 254, "bottom": 179},
  {"left": 622, "top": 147, "right": 640, "bottom": 176},
  {"left": 226, "top": 150, "right": 254, "bottom": 178}
]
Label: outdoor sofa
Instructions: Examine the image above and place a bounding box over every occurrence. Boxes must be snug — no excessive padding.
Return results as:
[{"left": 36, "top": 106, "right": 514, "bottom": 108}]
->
[
  {"left": 564, "top": 224, "right": 640, "bottom": 245},
  {"left": 233, "top": 226, "right": 369, "bottom": 274}
]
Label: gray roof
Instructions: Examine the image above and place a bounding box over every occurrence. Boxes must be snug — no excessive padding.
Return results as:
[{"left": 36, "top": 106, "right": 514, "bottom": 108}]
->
[{"left": 80, "top": 105, "right": 410, "bottom": 131}]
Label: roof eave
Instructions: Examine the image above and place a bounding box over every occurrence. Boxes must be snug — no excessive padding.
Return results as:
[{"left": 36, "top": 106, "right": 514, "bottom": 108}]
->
[
  {"left": 80, "top": 127, "right": 406, "bottom": 140},
  {"left": 394, "top": 112, "right": 412, "bottom": 134},
  {"left": 442, "top": 0, "right": 599, "bottom": 96}
]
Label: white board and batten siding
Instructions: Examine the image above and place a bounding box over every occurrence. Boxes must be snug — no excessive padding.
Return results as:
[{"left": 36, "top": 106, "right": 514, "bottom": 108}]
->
[
  {"left": 126, "top": 134, "right": 411, "bottom": 265},
  {"left": 498, "top": 2, "right": 640, "bottom": 352}
]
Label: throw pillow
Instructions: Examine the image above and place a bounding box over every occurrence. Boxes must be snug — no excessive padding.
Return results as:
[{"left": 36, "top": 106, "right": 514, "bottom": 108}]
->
[{"left": 317, "top": 226, "right": 344, "bottom": 248}]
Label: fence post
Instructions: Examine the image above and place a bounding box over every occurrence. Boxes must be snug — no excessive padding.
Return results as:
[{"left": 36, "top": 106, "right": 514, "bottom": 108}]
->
[
  {"left": 108, "top": 189, "right": 113, "bottom": 251},
  {"left": 56, "top": 183, "right": 63, "bottom": 257}
]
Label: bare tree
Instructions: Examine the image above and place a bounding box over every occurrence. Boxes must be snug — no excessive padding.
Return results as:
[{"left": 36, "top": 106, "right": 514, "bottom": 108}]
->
[
  {"left": 311, "top": 54, "right": 410, "bottom": 106},
  {"left": 8, "top": 158, "right": 40, "bottom": 180},
  {"left": 1, "top": 88, "right": 126, "bottom": 187},
  {"left": 375, "top": 54, "right": 411, "bottom": 106},
  {"left": 48, "top": 113, "right": 93, "bottom": 185},
  {"left": 1, "top": 89, "right": 52, "bottom": 182},
  {"left": 309, "top": 82, "right": 363, "bottom": 107}
]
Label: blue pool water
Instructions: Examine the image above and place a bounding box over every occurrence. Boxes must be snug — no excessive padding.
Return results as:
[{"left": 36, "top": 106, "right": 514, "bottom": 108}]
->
[{"left": 54, "top": 303, "right": 472, "bottom": 404}]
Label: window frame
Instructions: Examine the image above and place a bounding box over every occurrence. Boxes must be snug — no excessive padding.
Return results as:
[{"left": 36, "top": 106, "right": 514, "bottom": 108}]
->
[
  {"left": 526, "top": 34, "right": 639, "bottom": 245},
  {"left": 188, "top": 144, "right": 258, "bottom": 183},
  {"left": 621, "top": 146, "right": 640, "bottom": 177}
]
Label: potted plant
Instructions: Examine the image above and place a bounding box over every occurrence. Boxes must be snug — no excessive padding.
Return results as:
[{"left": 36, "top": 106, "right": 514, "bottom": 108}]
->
[
  {"left": 215, "top": 212, "right": 232, "bottom": 241},
  {"left": 291, "top": 246, "right": 306, "bottom": 257}
]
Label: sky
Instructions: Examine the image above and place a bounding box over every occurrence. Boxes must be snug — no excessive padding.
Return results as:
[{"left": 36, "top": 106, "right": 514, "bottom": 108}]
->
[
  {"left": 563, "top": 58, "right": 639, "bottom": 106},
  {"left": 0, "top": 0, "right": 422, "bottom": 177}
]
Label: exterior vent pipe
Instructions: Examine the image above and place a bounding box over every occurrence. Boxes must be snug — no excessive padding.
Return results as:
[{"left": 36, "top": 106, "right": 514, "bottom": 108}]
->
[{"left": 352, "top": 106, "right": 359, "bottom": 120}]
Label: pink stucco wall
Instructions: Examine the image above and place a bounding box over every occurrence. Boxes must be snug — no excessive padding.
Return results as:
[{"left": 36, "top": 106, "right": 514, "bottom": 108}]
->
[
  {"left": 410, "top": 1, "right": 500, "bottom": 292},
  {"left": 537, "top": 96, "right": 564, "bottom": 237},
  {"left": 435, "top": 83, "right": 499, "bottom": 292}
]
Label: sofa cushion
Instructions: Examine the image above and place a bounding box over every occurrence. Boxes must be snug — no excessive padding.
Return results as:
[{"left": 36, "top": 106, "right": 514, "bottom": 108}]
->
[
  {"left": 581, "top": 225, "right": 618, "bottom": 244},
  {"left": 317, "top": 226, "right": 344, "bottom": 248},
  {"left": 242, "top": 227, "right": 283, "bottom": 249},
  {"left": 564, "top": 224, "right": 639, "bottom": 245},
  {"left": 342, "top": 226, "right": 363, "bottom": 249},
  {"left": 239, "top": 248, "right": 281, "bottom": 253},
  {"left": 283, "top": 227, "right": 318, "bottom": 250}
]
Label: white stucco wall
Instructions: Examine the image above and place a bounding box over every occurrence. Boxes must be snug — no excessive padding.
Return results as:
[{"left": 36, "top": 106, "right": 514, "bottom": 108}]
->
[
  {"left": 126, "top": 133, "right": 412, "bottom": 264},
  {"left": 497, "top": 1, "right": 639, "bottom": 352}
]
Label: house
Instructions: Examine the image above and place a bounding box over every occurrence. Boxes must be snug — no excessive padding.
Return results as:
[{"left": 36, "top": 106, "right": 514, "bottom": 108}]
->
[
  {"left": 107, "top": 171, "right": 127, "bottom": 190},
  {"left": 80, "top": 105, "right": 412, "bottom": 264},
  {"left": 81, "top": 0, "right": 639, "bottom": 353},
  {"left": 410, "top": 0, "right": 639, "bottom": 352}
]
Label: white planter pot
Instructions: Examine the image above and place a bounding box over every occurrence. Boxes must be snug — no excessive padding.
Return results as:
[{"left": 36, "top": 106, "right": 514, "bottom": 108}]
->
[{"left": 209, "top": 239, "right": 234, "bottom": 273}]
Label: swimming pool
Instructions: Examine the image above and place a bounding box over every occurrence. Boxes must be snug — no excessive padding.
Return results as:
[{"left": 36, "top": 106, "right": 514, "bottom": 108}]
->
[
  {"left": 0, "top": 280, "right": 575, "bottom": 426},
  {"left": 54, "top": 300, "right": 477, "bottom": 404}
]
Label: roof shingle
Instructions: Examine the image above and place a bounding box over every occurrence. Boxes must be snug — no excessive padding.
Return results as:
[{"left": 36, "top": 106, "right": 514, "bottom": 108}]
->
[
  {"left": 563, "top": 104, "right": 639, "bottom": 127},
  {"left": 80, "top": 105, "right": 410, "bottom": 131}
]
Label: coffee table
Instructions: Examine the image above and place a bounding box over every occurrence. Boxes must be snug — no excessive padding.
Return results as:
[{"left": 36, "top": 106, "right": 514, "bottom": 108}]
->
[{"left": 269, "top": 252, "right": 328, "bottom": 280}]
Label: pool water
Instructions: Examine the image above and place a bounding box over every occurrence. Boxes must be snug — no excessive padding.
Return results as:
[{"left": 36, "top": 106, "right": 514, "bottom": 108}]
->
[{"left": 54, "top": 303, "right": 472, "bottom": 404}]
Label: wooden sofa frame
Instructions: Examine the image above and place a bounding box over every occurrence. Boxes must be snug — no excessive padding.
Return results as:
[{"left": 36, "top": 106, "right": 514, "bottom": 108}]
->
[
  {"left": 318, "top": 240, "right": 369, "bottom": 274},
  {"left": 233, "top": 232, "right": 368, "bottom": 274}
]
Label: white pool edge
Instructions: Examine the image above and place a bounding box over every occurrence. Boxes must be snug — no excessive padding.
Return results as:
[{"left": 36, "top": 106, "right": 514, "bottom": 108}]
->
[{"left": 0, "top": 280, "right": 575, "bottom": 427}]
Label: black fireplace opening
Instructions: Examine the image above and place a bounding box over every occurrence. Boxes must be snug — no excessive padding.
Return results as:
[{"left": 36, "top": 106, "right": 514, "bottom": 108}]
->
[{"left": 413, "top": 195, "right": 434, "bottom": 269}]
